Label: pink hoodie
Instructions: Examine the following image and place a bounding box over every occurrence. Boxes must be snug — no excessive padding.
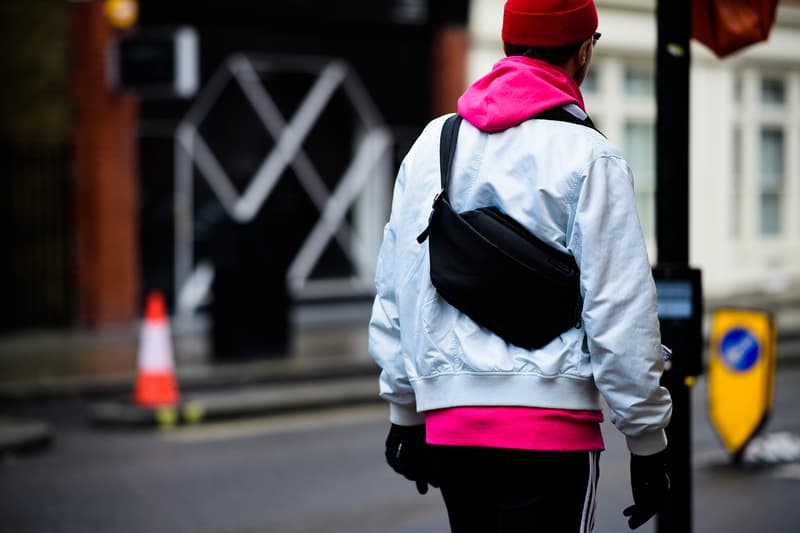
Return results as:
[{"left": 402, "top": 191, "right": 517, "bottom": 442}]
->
[{"left": 458, "top": 55, "right": 585, "bottom": 132}]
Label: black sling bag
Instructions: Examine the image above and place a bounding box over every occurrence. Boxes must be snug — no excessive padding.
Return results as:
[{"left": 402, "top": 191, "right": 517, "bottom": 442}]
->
[{"left": 417, "top": 109, "right": 597, "bottom": 350}]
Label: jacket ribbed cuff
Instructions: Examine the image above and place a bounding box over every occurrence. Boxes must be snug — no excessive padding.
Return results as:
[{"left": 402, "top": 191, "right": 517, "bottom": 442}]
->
[{"left": 626, "top": 429, "right": 668, "bottom": 456}]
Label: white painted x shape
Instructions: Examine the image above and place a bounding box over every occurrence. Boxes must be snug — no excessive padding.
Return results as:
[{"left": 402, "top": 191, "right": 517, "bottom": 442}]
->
[{"left": 174, "top": 54, "right": 392, "bottom": 319}]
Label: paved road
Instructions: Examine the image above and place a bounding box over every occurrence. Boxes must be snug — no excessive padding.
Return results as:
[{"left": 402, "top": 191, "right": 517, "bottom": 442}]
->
[{"left": 2, "top": 367, "right": 800, "bottom": 532}]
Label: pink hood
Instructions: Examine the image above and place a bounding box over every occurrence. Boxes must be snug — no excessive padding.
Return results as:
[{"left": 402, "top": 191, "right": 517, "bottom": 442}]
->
[{"left": 457, "top": 56, "right": 585, "bottom": 132}]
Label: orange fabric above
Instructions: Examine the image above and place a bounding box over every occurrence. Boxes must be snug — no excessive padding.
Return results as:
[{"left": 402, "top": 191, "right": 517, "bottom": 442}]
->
[{"left": 692, "top": 0, "right": 779, "bottom": 58}]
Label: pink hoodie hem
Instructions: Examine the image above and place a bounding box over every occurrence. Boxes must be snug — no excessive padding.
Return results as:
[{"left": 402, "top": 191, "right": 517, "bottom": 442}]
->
[{"left": 426, "top": 406, "right": 605, "bottom": 451}]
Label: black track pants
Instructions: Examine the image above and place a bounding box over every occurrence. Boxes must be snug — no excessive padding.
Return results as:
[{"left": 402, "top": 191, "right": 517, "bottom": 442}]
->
[{"left": 430, "top": 446, "right": 600, "bottom": 533}]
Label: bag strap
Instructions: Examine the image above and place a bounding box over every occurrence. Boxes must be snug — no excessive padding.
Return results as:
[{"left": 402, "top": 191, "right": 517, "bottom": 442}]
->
[
  {"left": 439, "top": 113, "right": 464, "bottom": 199},
  {"left": 416, "top": 114, "right": 463, "bottom": 243},
  {"left": 534, "top": 106, "right": 601, "bottom": 133}
]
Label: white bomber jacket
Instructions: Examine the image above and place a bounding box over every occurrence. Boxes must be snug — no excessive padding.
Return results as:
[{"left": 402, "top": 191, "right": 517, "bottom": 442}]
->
[{"left": 368, "top": 109, "right": 672, "bottom": 456}]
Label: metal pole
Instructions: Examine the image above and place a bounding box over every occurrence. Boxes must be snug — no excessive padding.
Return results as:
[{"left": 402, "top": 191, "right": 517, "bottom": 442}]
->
[
  {"left": 656, "top": 0, "right": 693, "bottom": 532},
  {"left": 656, "top": 0, "right": 691, "bottom": 264}
]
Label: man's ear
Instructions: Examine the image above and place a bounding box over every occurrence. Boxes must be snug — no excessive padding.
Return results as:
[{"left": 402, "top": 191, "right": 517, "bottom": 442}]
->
[{"left": 577, "top": 39, "right": 593, "bottom": 66}]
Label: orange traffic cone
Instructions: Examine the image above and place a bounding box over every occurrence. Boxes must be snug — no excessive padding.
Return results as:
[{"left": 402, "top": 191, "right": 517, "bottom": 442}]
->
[{"left": 133, "top": 291, "right": 180, "bottom": 407}]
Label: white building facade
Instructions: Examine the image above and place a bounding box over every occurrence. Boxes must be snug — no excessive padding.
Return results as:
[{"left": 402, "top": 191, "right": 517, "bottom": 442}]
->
[{"left": 468, "top": 0, "right": 800, "bottom": 297}]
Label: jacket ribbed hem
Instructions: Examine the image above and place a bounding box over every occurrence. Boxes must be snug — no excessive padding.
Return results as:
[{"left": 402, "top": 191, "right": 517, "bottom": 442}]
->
[
  {"left": 411, "top": 372, "right": 602, "bottom": 412},
  {"left": 389, "top": 403, "right": 426, "bottom": 425}
]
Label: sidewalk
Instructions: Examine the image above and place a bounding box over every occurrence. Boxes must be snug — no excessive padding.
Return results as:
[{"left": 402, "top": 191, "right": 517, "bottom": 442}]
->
[
  {"left": 0, "top": 301, "right": 380, "bottom": 452},
  {"left": 0, "top": 316, "right": 378, "bottom": 399},
  {"left": 3, "top": 290, "right": 800, "bottom": 451}
]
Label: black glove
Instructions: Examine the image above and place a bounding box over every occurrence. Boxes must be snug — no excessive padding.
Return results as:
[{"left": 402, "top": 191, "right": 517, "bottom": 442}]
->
[
  {"left": 623, "top": 449, "right": 671, "bottom": 529},
  {"left": 384, "top": 424, "right": 437, "bottom": 494}
]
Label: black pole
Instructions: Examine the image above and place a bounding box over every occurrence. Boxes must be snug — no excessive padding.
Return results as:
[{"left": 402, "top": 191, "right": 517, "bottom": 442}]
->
[
  {"left": 656, "top": 1, "right": 693, "bottom": 532},
  {"left": 656, "top": 0, "right": 691, "bottom": 264}
]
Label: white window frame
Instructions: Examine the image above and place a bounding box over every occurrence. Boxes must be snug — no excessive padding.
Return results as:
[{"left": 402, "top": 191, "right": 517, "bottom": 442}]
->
[{"left": 732, "top": 68, "right": 800, "bottom": 246}]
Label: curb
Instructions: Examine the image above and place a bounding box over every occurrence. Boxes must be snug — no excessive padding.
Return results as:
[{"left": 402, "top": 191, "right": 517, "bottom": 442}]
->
[
  {"left": 89, "top": 375, "right": 382, "bottom": 428},
  {"left": 0, "top": 417, "right": 54, "bottom": 455},
  {"left": 0, "top": 358, "right": 380, "bottom": 402}
]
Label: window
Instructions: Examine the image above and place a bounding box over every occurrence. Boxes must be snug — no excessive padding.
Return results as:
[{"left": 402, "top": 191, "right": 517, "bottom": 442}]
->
[
  {"left": 583, "top": 68, "right": 599, "bottom": 94},
  {"left": 733, "top": 76, "right": 743, "bottom": 104},
  {"left": 624, "top": 66, "right": 654, "bottom": 97},
  {"left": 760, "top": 77, "right": 785, "bottom": 106},
  {"left": 731, "top": 128, "right": 743, "bottom": 238},
  {"left": 759, "top": 127, "right": 785, "bottom": 235},
  {"left": 625, "top": 121, "right": 656, "bottom": 239},
  {"left": 731, "top": 71, "right": 797, "bottom": 241}
]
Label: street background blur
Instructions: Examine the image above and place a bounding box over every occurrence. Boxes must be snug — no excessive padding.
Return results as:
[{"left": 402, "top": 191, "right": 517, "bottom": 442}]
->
[{"left": 3, "top": 0, "right": 800, "bottom": 532}]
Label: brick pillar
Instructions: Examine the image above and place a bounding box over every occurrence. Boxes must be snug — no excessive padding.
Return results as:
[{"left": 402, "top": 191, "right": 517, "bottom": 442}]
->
[
  {"left": 430, "top": 24, "right": 470, "bottom": 117},
  {"left": 71, "top": 0, "right": 140, "bottom": 327}
]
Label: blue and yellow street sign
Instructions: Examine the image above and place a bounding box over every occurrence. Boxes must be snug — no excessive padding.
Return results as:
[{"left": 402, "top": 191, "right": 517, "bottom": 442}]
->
[{"left": 708, "top": 308, "right": 776, "bottom": 456}]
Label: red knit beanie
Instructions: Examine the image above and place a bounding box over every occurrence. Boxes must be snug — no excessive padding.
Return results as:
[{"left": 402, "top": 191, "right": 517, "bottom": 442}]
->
[{"left": 502, "top": 0, "right": 598, "bottom": 48}]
